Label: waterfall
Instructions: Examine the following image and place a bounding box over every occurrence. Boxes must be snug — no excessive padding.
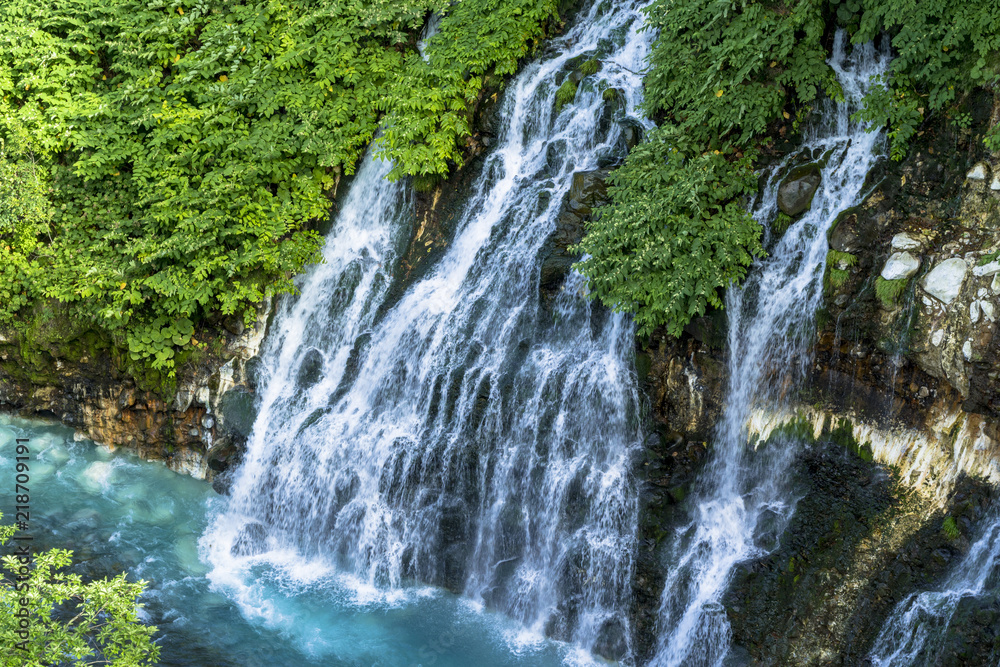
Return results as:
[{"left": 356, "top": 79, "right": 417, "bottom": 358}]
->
[
  {"left": 649, "top": 34, "right": 890, "bottom": 666},
  {"left": 204, "top": 0, "right": 655, "bottom": 660},
  {"left": 869, "top": 510, "right": 1000, "bottom": 666}
]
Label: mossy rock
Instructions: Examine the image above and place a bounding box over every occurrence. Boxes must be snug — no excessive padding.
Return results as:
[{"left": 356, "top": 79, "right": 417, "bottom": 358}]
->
[
  {"left": 554, "top": 79, "right": 578, "bottom": 113},
  {"left": 777, "top": 162, "right": 822, "bottom": 216}
]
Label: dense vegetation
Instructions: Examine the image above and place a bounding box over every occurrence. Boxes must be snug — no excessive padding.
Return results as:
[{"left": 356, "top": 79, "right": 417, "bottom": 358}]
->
[
  {"left": 0, "top": 515, "right": 157, "bottom": 666},
  {"left": 0, "top": 0, "right": 558, "bottom": 376},
  {"left": 575, "top": 0, "right": 833, "bottom": 336},
  {"left": 1, "top": 0, "right": 998, "bottom": 373},
  {"left": 575, "top": 0, "right": 1000, "bottom": 337}
]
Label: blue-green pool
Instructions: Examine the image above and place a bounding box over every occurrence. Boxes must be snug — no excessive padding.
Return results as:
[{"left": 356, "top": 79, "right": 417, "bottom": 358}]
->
[{"left": 0, "top": 416, "right": 591, "bottom": 666}]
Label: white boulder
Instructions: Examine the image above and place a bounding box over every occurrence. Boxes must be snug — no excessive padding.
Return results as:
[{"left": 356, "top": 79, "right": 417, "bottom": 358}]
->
[
  {"left": 881, "top": 252, "right": 920, "bottom": 280},
  {"left": 963, "top": 340, "right": 973, "bottom": 360},
  {"left": 891, "top": 233, "right": 923, "bottom": 251},
  {"left": 973, "top": 261, "right": 1000, "bottom": 277},
  {"left": 981, "top": 301, "right": 996, "bottom": 323},
  {"left": 967, "top": 162, "right": 989, "bottom": 180},
  {"left": 922, "top": 258, "right": 968, "bottom": 304}
]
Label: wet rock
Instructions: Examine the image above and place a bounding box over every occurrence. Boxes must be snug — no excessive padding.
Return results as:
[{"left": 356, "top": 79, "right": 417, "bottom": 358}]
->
[
  {"left": 231, "top": 521, "right": 269, "bottom": 556},
  {"left": 296, "top": 348, "right": 325, "bottom": 387},
  {"left": 922, "top": 258, "right": 968, "bottom": 304},
  {"left": 592, "top": 618, "right": 629, "bottom": 662},
  {"left": 539, "top": 170, "right": 609, "bottom": 292},
  {"left": 777, "top": 163, "right": 822, "bottom": 216},
  {"left": 891, "top": 232, "right": 924, "bottom": 251},
  {"left": 218, "top": 387, "right": 257, "bottom": 440},
  {"left": 967, "top": 162, "right": 989, "bottom": 180},
  {"left": 622, "top": 121, "right": 643, "bottom": 150},
  {"left": 222, "top": 315, "right": 245, "bottom": 336},
  {"left": 881, "top": 252, "right": 920, "bottom": 280}
]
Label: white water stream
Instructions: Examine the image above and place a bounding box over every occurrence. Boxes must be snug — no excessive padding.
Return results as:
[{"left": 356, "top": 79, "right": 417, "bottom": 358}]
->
[
  {"left": 203, "top": 0, "right": 655, "bottom": 661},
  {"left": 870, "top": 511, "right": 1000, "bottom": 666},
  {"left": 649, "top": 34, "right": 890, "bottom": 667}
]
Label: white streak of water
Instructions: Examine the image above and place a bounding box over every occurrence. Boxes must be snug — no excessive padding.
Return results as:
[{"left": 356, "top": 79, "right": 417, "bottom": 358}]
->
[
  {"left": 650, "top": 34, "right": 890, "bottom": 667},
  {"left": 870, "top": 511, "right": 1000, "bottom": 666},
  {"left": 203, "top": 1, "right": 656, "bottom": 660}
]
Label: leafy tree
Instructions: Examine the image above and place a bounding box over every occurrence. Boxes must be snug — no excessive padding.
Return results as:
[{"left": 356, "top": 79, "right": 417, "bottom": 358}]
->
[{"left": 0, "top": 516, "right": 158, "bottom": 666}]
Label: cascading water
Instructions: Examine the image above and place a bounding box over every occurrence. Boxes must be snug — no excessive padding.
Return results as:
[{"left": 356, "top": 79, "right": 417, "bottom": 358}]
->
[
  {"left": 204, "top": 0, "right": 655, "bottom": 660},
  {"left": 869, "top": 510, "right": 1000, "bottom": 666},
  {"left": 649, "top": 34, "right": 890, "bottom": 666}
]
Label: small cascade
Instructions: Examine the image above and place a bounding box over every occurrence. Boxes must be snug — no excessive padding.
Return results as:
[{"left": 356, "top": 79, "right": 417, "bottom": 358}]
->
[
  {"left": 649, "top": 34, "right": 890, "bottom": 666},
  {"left": 205, "top": 0, "right": 656, "bottom": 660},
  {"left": 869, "top": 510, "right": 1000, "bottom": 666}
]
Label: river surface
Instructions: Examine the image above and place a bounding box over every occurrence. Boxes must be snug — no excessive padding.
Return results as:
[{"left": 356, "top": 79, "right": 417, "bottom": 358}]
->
[{"left": 0, "top": 415, "right": 576, "bottom": 666}]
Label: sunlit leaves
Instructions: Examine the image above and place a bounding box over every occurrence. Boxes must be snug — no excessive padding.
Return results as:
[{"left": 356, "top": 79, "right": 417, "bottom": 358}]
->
[
  {"left": 853, "top": 0, "right": 1000, "bottom": 158},
  {"left": 0, "top": 0, "right": 555, "bottom": 376},
  {"left": 575, "top": 0, "right": 831, "bottom": 336}
]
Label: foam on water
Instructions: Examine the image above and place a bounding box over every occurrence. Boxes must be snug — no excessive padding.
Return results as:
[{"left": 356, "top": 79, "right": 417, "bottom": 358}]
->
[
  {"left": 206, "top": 0, "right": 656, "bottom": 661},
  {"left": 1, "top": 417, "right": 579, "bottom": 666}
]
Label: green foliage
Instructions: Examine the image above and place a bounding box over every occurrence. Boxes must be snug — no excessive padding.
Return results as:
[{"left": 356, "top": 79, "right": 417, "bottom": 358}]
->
[
  {"left": 640, "top": 0, "right": 835, "bottom": 147},
  {"left": 978, "top": 249, "right": 999, "bottom": 266},
  {"left": 771, "top": 212, "right": 794, "bottom": 237},
  {"left": 826, "top": 249, "right": 856, "bottom": 292},
  {"left": 875, "top": 276, "right": 907, "bottom": 308},
  {"left": 826, "top": 267, "right": 850, "bottom": 290},
  {"left": 985, "top": 125, "right": 1000, "bottom": 153},
  {"left": 377, "top": 0, "right": 558, "bottom": 177},
  {"left": 828, "top": 249, "right": 858, "bottom": 268},
  {"left": 573, "top": 130, "right": 763, "bottom": 337},
  {"left": 580, "top": 59, "right": 600, "bottom": 76},
  {"left": 575, "top": 0, "right": 833, "bottom": 336},
  {"left": 0, "top": 0, "right": 556, "bottom": 376},
  {"left": 555, "top": 79, "right": 578, "bottom": 112},
  {"left": 853, "top": 0, "right": 1000, "bottom": 158},
  {"left": 0, "top": 112, "right": 51, "bottom": 321},
  {"left": 830, "top": 0, "right": 863, "bottom": 25},
  {"left": 941, "top": 515, "right": 960, "bottom": 541},
  {"left": 0, "top": 514, "right": 158, "bottom": 666}
]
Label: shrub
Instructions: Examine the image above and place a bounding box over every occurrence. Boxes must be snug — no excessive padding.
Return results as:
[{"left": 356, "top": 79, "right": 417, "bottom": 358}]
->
[
  {"left": 574, "top": 0, "right": 833, "bottom": 336},
  {"left": 0, "top": 515, "right": 158, "bottom": 666},
  {"left": 0, "top": 0, "right": 558, "bottom": 377},
  {"left": 853, "top": 0, "right": 1000, "bottom": 159},
  {"left": 555, "top": 79, "right": 579, "bottom": 112}
]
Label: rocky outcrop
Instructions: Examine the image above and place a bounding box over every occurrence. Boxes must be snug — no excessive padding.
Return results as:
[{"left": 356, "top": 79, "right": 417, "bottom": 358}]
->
[
  {"left": 820, "top": 90, "right": 1000, "bottom": 464},
  {"left": 631, "top": 91, "right": 1000, "bottom": 665},
  {"left": 539, "top": 169, "right": 610, "bottom": 294},
  {"left": 778, "top": 163, "right": 822, "bottom": 216},
  {"left": 0, "top": 300, "right": 269, "bottom": 481}
]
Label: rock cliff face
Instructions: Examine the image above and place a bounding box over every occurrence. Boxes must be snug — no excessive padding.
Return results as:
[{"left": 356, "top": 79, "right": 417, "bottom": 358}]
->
[
  {"left": 0, "top": 301, "right": 268, "bottom": 482},
  {"left": 629, "top": 91, "right": 1000, "bottom": 664}
]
